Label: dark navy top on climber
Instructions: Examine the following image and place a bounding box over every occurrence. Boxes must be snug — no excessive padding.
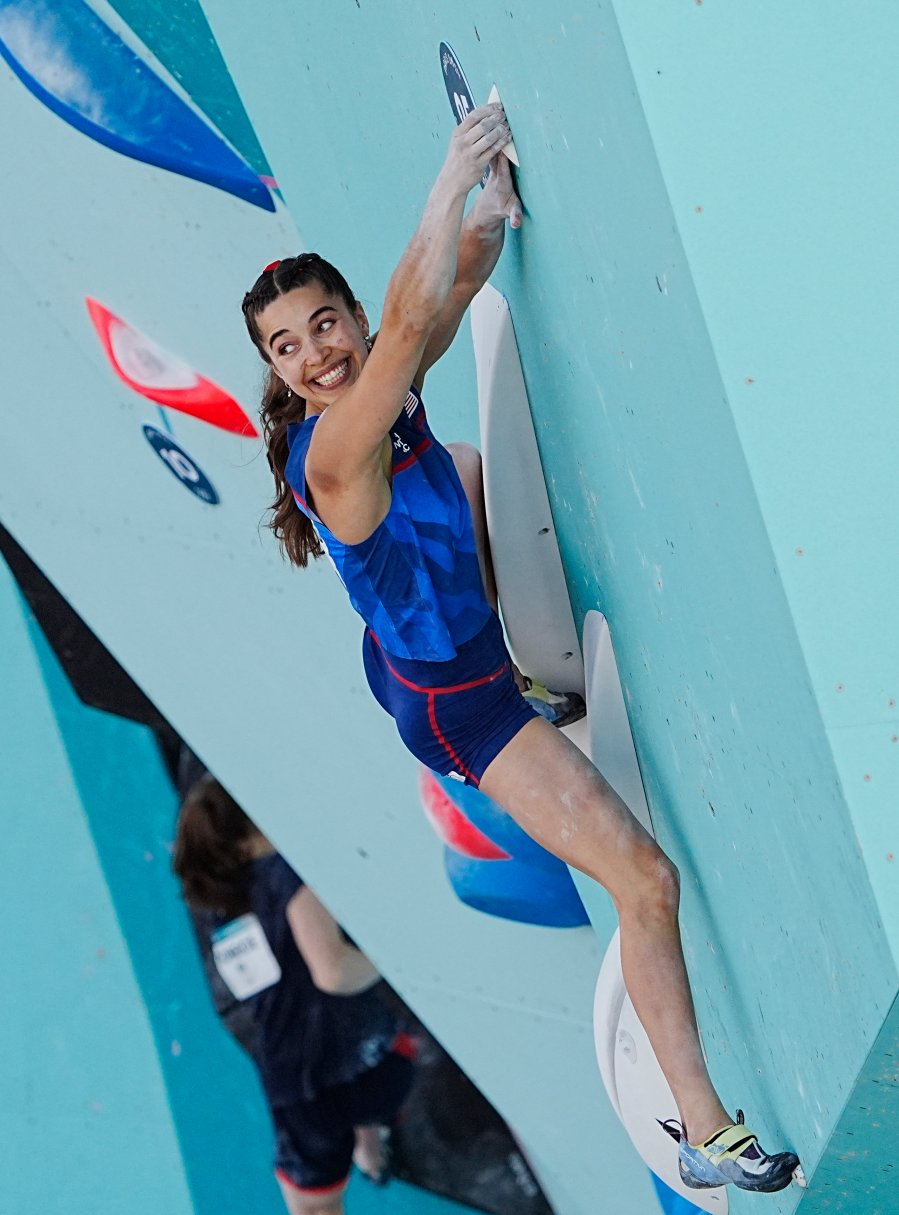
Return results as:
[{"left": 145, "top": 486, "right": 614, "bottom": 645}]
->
[
  {"left": 220, "top": 855, "right": 398, "bottom": 1106},
  {"left": 285, "top": 386, "right": 537, "bottom": 785},
  {"left": 285, "top": 385, "right": 490, "bottom": 661}
]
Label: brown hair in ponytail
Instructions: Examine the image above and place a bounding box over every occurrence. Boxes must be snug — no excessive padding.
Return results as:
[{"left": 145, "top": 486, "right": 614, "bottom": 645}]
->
[
  {"left": 172, "top": 776, "right": 258, "bottom": 918},
  {"left": 242, "top": 254, "right": 359, "bottom": 567}
]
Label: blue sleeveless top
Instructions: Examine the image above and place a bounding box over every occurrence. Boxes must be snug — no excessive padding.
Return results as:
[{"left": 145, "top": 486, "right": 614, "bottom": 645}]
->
[{"left": 285, "top": 386, "right": 492, "bottom": 662}]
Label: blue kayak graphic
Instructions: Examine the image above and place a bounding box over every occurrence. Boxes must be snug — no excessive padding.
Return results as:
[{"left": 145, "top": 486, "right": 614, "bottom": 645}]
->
[
  {"left": 0, "top": 0, "right": 274, "bottom": 211},
  {"left": 421, "top": 769, "right": 589, "bottom": 928}
]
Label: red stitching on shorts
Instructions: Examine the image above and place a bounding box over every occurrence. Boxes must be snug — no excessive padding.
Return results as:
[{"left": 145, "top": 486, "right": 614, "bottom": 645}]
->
[
  {"left": 428, "top": 693, "right": 479, "bottom": 785},
  {"left": 370, "top": 632, "right": 508, "bottom": 694}
]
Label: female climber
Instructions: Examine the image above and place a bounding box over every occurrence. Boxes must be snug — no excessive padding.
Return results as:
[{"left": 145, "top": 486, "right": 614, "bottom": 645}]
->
[
  {"left": 240, "top": 102, "right": 799, "bottom": 1194},
  {"left": 173, "top": 777, "right": 414, "bottom": 1214}
]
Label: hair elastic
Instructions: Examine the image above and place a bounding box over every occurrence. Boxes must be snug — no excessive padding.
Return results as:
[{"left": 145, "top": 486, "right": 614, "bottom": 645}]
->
[{"left": 263, "top": 260, "right": 281, "bottom": 273}]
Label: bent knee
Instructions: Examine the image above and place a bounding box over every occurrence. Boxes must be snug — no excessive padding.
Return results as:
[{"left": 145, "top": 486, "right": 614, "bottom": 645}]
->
[
  {"left": 617, "top": 845, "right": 680, "bottom": 918},
  {"left": 656, "top": 852, "right": 681, "bottom": 907}
]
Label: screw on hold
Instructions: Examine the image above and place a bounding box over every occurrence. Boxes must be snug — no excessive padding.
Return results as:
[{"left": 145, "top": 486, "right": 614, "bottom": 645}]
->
[
  {"left": 538, "top": 526, "right": 550, "bottom": 535},
  {"left": 617, "top": 1028, "right": 637, "bottom": 1064},
  {"left": 562, "top": 651, "right": 573, "bottom": 660}
]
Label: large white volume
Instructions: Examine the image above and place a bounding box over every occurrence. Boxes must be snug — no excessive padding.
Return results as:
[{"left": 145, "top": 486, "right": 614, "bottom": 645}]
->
[{"left": 471, "top": 284, "right": 585, "bottom": 695}]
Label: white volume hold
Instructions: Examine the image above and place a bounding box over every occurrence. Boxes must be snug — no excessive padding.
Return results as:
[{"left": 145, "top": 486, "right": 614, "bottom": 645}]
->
[{"left": 487, "top": 84, "right": 520, "bottom": 165}]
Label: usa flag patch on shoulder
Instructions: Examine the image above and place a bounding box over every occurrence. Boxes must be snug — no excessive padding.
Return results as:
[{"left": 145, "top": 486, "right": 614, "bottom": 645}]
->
[{"left": 404, "top": 390, "right": 419, "bottom": 418}]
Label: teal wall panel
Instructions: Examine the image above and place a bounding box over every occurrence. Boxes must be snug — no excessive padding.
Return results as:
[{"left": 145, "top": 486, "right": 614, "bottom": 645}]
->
[
  {"left": 104, "top": 0, "right": 273, "bottom": 178},
  {"left": 201, "top": 7, "right": 899, "bottom": 1205},
  {"left": 608, "top": 0, "right": 899, "bottom": 959},
  {"left": 347, "top": 1173, "right": 482, "bottom": 1215},
  {"left": 1, "top": 553, "right": 483, "bottom": 1215},
  {"left": 794, "top": 991, "right": 899, "bottom": 1214},
  {"left": 0, "top": 2, "right": 896, "bottom": 1211},
  {"left": 198, "top": 4, "right": 898, "bottom": 1207},
  {"left": 0, "top": 559, "right": 195, "bottom": 1214},
  {"left": 17, "top": 586, "right": 284, "bottom": 1213}
]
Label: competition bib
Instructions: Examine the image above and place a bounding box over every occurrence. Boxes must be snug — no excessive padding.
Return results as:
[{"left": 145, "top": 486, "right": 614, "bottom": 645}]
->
[{"left": 212, "top": 914, "right": 281, "bottom": 1000}]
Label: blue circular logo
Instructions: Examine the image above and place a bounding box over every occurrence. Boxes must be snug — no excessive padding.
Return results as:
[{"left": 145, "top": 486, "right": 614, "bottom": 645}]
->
[
  {"left": 142, "top": 425, "right": 220, "bottom": 505},
  {"left": 440, "top": 42, "right": 476, "bottom": 125},
  {"left": 439, "top": 42, "right": 488, "bottom": 187}
]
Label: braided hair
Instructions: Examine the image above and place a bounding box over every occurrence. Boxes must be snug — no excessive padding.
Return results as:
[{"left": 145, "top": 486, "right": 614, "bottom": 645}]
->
[{"left": 242, "top": 254, "right": 359, "bottom": 567}]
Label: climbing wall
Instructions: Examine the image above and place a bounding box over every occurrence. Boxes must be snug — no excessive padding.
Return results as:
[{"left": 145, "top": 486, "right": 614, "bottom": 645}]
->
[
  {"left": 0, "top": 552, "right": 495, "bottom": 1215},
  {"left": 0, "top": 2, "right": 649, "bottom": 1210},
  {"left": 0, "top": 556, "right": 282, "bottom": 1214},
  {"left": 0, "top": 1, "right": 896, "bottom": 1212}
]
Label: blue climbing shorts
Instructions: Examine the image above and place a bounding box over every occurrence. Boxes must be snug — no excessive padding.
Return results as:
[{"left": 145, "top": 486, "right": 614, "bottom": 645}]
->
[{"left": 362, "top": 611, "right": 539, "bottom": 787}]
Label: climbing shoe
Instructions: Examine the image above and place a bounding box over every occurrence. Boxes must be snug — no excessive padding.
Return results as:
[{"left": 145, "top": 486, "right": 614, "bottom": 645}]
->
[
  {"left": 521, "top": 677, "right": 586, "bottom": 728},
  {"left": 659, "top": 1110, "right": 800, "bottom": 1193}
]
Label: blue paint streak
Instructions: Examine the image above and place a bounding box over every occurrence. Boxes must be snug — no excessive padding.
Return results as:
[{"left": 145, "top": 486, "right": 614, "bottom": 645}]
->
[
  {"left": 0, "top": 0, "right": 274, "bottom": 211},
  {"left": 434, "top": 774, "right": 590, "bottom": 928},
  {"left": 650, "top": 1170, "right": 706, "bottom": 1215}
]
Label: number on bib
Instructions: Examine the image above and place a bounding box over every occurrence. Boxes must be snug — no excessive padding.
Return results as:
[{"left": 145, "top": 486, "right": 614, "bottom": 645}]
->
[{"left": 212, "top": 914, "right": 282, "bottom": 999}]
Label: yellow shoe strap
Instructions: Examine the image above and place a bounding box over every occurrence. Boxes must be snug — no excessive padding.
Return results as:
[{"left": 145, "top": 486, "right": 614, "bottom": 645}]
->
[{"left": 694, "top": 1121, "right": 757, "bottom": 1161}]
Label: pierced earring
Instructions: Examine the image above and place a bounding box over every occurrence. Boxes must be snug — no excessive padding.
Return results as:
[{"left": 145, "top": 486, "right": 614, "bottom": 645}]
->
[
  {"left": 364, "top": 334, "right": 373, "bottom": 351},
  {"left": 284, "top": 383, "right": 292, "bottom": 400}
]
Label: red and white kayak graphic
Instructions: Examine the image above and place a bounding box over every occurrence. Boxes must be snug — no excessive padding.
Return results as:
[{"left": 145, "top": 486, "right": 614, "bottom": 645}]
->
[
  {"left": 86, "top": 298, "right": 258, "bottom": 437},
  {"left": 419, "top": 768, "right": 510, "bottom": 860}
]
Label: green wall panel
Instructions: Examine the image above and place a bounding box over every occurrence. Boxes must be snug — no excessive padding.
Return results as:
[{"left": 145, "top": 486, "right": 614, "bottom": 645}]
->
[{"left": 107, "top": 0, "right": 273, "bottom": 178}]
